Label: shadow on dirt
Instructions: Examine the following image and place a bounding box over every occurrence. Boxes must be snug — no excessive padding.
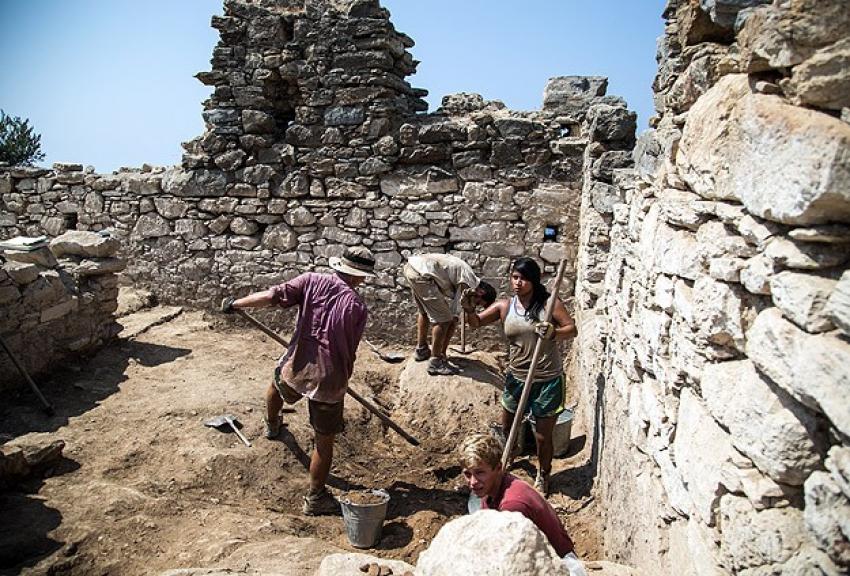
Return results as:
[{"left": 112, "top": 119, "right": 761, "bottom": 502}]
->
[
  {"left": 275, "top": 426, "right": 368, "bottom": 492},
  {"left": 550, "top": 459, "right": 595, "bottom": 500},
  {"left": 449, "top": 357, "right": 504, "bottom": 390},
  {"left": 0, "top": 456, "right": 80, "bottom": 576},
  {"left": 0, "top": 340, "right": 189, "bottom": 443},
  {"left": 386, "top": 480, "right": 466, "bottom": 519}
]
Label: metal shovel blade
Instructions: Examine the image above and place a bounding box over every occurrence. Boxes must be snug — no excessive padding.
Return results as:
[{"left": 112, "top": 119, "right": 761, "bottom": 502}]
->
[
  {"left": 203, "top": 413, "right": 251, "bottom": 447},
  {"left": 363, "top": 339, "right": 405, "bottom": 364}
]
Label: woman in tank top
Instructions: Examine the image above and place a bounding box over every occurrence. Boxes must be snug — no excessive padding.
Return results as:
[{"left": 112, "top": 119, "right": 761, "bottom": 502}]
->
[{"left": 465, "top": 257, "right": 577, "bottom": 495}]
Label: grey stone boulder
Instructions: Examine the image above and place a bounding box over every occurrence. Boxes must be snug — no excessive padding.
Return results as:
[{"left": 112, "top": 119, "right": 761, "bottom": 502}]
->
[
  {"left": 701, "top": 359, "right": 823, "bottom": 485},
  {"left": 747, "top": 307, "right": 850, "bottom": 437},
  {"left": 677, "top": 74, "right": 850, "bottom": 225},
  {"left": 769, "top": 271, "right": 836, "bottom": 333},
  {"left": 416, "top": 510, "right": 564, "bottom": 576},
  {"left": 49, "top": 230, "right": 120, "bottom": 258},
  {"left": 826, "top": 271, "right": 850, "bottom": 337},
  {"left": 783, "top": 37, "right": 850, "bottom": 111},
  {"left": 738, "top": 0, "right": 850, "bottom": 73},
  {"left": 586, "top": 104, "right": 637, "bottom": 144},
  {"left": 719, "top": 494, "right": 810, "bottom": 572},
  {"left": 543, "top": 75, "right": 607, "bottom": 113},
  {"left": 132, "top": 214, "right": 171, "bottom": 239},
  {"left": 804, "top": 465, "right": 850, "bottom": 566},
  {"left": 699, "top": 0, "right": 770, "bottom": 29}
]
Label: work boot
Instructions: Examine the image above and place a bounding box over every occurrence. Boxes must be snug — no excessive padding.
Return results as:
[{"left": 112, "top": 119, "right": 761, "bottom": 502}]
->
[
  {"left": 414, "top": 345, "right": 431, "bottom": 362},
  {"left": 263, "top": 414, "right": 282, "bottom": 439},
  {"left": 534, "top": 471, "right": 550, "bottom": 496},
  {"left": 427, "top": 357, "right": 455, "bottom": 376},
  {"left": 302, "top": 487, "right": 341, "bottom": 516}
]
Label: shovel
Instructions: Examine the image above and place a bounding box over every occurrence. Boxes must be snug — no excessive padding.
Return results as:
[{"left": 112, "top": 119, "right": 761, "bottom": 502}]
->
[
  {"left": 204, "top": 413, "right": 252, "bottom": 447},
  {"left": 363, "top": 338, "right": 405, "bottom": 364}
]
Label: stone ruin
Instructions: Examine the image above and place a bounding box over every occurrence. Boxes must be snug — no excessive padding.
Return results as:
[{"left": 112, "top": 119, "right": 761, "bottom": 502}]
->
[
  {"left": 1, "top": 0, "right": 635, "bottom": 341},
  {"left": 0, "top": 231, "right": 124, "bottom": 391},
  {"left": 1, "top": 0, "right": 849, "bottom": 573}
]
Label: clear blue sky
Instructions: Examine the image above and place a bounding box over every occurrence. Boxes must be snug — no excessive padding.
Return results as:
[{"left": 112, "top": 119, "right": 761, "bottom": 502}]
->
[{"left": 0, "top": 1, "right": 665, "bottom": 173}]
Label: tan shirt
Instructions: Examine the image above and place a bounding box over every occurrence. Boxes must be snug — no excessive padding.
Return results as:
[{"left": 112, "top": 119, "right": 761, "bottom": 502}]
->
[
  {"left": 407, "top": 254, "right": 480, "bottom": 315},
  {"left": 504, "top": 296, "right": 563, "bottom": 381}
]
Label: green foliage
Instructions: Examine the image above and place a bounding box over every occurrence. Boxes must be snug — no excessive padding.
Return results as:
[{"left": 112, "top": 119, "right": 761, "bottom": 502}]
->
[{"left": 0, "top": 110, "right": 46, "bottom": 166}]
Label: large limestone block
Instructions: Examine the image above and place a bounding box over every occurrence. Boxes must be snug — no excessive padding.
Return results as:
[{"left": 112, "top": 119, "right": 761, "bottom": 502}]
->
[
  {"left": 769, "top": 271, "right": 836, "bottom": 333},
  {"left": 701, "top": 360, "right": 822, "bottom": 485},
  {"left": 132, "top": 213, "right": 171, "bottom": 239},
  {"left": 747, "top": 307, "right": 850, "bottom": 436},
  {"left": 416, "top": 510, "right": 564, "bottom": 576},
  {"left": 738, "top": 0, "right": 850, "bottom": 72},
  {"left": 692, "top": 276, "right": 748, "bottom": 350},
  {"left": 667, "top": 518, "right": 727, "bottom": 576},
  {"left": 639, "top": 205, "right": 705, "bottom": 281},
  {"left": 49, "top": 230, "right": 120, "bottom": 258},
  {"left": 673, "top": 389, "right": 739, "bottom": 525},
  {"left": 784, "top": 37, "right": 850, "bottom": 111},
  {"left": 719, "top": 494, "right": 810, "bottom": 572},
  {"left": 804, "top": 467, "right": 850, "bottom": 566},
  {"left": 826, "top": 270, "right": 850, "bottom": 336},
  {"left": 677, "top": 74, "right": 850, "bottom": 225}
]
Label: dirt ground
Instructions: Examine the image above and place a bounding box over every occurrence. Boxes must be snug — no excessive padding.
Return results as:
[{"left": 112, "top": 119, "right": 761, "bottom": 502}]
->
[{"left": 0, "top": 302, "right": 601, "bottom": 575}]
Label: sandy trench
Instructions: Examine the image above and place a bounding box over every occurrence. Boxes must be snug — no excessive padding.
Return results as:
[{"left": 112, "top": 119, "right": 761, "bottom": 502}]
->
[{"left": 0, "top": 306, "right": 600, "bottom": 575}]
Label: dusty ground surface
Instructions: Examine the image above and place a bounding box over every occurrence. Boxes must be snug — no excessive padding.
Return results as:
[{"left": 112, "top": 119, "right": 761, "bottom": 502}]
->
[{"left": 0, "top": 302, "right": 601, "bottom": 576}]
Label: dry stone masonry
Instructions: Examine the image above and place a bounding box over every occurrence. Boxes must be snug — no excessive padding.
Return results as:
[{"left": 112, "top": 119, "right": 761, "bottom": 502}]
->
[
  {"left": 0, "top": 230, "right": 124, "bottom": 390},
  {"left": 2, "top": 1, "right": 848, "bottom": 574},
  {"left": 0, "top": 0, "right": 635, "bottom": 339},
  {"left": 573, "top": 0, "right": 850, "bottom": 573}
]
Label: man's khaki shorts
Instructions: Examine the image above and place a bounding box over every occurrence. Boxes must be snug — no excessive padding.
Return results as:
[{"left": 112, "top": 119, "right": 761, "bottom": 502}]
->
[
  {"left": 403, "top": 263, "right": 454, "bottom": 324},
  {"left": 274, "top": 368, "right": 344, "bottom": 436}
]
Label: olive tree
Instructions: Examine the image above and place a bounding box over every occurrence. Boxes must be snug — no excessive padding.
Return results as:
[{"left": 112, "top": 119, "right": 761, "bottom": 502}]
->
[{"left": 0, "top": 110, "right": 45, "bottom": 166}]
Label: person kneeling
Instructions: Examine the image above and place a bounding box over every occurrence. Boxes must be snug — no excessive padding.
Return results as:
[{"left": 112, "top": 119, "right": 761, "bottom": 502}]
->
[{"left": 459, "top": 433, "right": 587, "bottom": 575}]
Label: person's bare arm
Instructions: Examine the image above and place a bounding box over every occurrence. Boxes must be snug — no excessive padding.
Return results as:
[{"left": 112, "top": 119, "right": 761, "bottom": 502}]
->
[
  {"left": 467, "top": 299, "right": 507, "bottom": 329},
  {"left": 550, "top": 299, "right": 577, "bottom": 340},
  {"left": 232, "top": 289, "right": 276, "bottom": 309}
]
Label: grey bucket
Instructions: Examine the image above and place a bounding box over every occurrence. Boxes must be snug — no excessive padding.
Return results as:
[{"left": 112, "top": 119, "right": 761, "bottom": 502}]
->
[
  {"left": 340, "top": 489, "right": 390, "bottom": 548},
  {"left": 530, "top": 408, "right": 574, "bottom": 458}
]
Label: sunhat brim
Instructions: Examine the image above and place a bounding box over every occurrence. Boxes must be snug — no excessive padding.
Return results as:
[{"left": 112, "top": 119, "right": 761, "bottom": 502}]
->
[{"left": 329, "top": 256, "right": 376, "bottom": 278}]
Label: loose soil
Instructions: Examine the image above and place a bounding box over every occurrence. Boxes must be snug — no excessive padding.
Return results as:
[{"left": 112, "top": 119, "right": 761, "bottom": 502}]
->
[{"left": 0, "top": 305, "right": 601, "bottom": 575}]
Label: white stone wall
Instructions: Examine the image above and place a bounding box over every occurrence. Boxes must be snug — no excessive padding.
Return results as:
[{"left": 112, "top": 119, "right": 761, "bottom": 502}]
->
[{"left": 575, "top": 0, "right": 850, "bottom": 573}]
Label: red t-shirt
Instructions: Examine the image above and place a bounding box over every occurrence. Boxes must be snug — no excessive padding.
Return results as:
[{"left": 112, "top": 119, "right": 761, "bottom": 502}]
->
[{"left": 481, "top": 473, "right": 575, "bottom": 556}]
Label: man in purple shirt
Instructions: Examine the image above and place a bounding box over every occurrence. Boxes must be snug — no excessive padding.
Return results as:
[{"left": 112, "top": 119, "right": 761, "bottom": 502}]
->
[{"left": 222, "top": 246, "right": 374, "bottom": 516}]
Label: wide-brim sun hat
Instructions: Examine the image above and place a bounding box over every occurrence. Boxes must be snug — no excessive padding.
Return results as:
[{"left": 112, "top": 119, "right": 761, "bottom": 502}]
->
[{"left": 329, "top": 246, "right": 376, "bottom": 278}]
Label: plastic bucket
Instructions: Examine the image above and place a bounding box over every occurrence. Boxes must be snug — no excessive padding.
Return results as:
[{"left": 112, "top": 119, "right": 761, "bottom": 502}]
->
[{"left": 340, "top": 489, "right": 390, "bottom": 548}]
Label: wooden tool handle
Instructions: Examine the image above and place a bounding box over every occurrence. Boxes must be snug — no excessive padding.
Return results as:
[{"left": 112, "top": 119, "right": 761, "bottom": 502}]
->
[
  {"left": 233, "top": 308, "right": 420, "bottom": 447},
  {"left": 227, "top": 418, "right": 252, "bottom": 448}
]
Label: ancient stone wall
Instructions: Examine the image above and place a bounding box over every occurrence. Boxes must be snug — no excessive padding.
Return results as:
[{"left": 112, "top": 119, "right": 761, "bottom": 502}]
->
[
  {"left": 0, "top": 0, "right": 634, "bottom": 341},
  {"left": 0, "top": 231, "right": 123, "bottom": 391},
  {"left": 573, "top": 0, "right": 850, "bottom": 573}
]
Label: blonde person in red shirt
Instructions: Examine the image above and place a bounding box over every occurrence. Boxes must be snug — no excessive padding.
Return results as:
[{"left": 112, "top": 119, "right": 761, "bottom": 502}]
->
[
  {"left": 221, "top": 247, "right": 374, "bottom": 516},
  {"left": 460, "top": 433, "right": 587, "bottom": 575}
]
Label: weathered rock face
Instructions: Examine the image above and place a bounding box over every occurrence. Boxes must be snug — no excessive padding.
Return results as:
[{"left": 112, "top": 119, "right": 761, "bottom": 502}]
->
[
  {"left": 0, "top": 0, "right": 630, "bottom": 341},
  {"left": 416, "top": 510, "right": 564, "bottom": 576},
  {"left": 0, "top": 231, "right": 123, "bottom": 390},
  {"left": 573, "top": 0, "right": 850, "bottom": 574}
]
